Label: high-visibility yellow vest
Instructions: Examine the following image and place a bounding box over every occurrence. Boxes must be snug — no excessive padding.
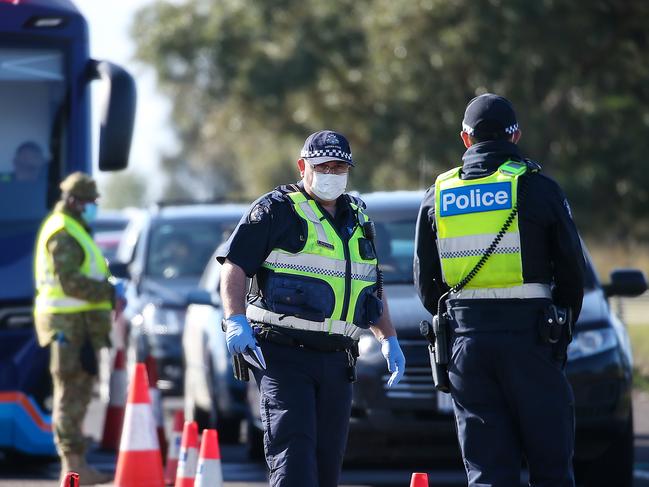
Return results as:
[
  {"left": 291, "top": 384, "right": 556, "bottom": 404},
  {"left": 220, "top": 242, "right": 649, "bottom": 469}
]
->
[
  {"left": 34, "top": 212, "right": 112, "bottom": 314},
  {"left": 435, "top": 161, "right": 530, "bottom": 293},
  {"left": 260, "top": 192, "right": 378, "bottom": 328}
]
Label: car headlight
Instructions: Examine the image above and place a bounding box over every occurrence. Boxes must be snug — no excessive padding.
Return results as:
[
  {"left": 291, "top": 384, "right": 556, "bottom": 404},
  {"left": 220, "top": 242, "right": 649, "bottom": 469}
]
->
[
  {"left": 567, "top": 328, "right": 618, "bottom": 361},
  {"left": 141, "top": 303, "right": 184, "bottom": 335},
  {"left": 357, "top": 333, "right": 384, "bottom": 363}
]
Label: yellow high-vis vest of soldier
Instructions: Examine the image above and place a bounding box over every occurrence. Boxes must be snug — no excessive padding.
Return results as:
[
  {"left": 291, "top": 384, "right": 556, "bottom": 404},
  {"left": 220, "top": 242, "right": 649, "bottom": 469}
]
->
[{"left": 34, "top": 212, "right": 112, "bottom": 314}]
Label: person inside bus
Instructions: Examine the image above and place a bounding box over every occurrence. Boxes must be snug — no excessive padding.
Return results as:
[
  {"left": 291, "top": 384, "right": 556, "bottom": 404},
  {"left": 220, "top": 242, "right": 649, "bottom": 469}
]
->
[{"left": 0, "top": 141, "right": 48, "bottom": 183}]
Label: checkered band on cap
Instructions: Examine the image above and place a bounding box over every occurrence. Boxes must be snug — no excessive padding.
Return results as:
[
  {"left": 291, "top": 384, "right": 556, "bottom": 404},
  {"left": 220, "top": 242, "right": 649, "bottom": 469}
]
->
[
  {"left": 300, "top": 148, "right": 353, "bottom": 162},
  {"left": 300, "top": 130, "right": 354, "bottom": 165},
  {"left": 462, "top": 122, "right": 476, "bottom": 136},
  {"left": 463, "top": 122, "right": 519, "bottom": 136},
  {"left": 504, "top": 123, "right": 519, "bottom": 135}
]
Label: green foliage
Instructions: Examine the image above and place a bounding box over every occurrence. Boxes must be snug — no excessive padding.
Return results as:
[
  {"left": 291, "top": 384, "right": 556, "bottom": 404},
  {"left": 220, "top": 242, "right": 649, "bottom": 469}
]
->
[
  {"left": 132, "top": 0, "right": 649, "bottom": 238},
  {"left": 628, "top": 325, "right": 649, "bottom": 392},
  {"left": 99, "top": 171, "right": 148, "bottom": 209}
]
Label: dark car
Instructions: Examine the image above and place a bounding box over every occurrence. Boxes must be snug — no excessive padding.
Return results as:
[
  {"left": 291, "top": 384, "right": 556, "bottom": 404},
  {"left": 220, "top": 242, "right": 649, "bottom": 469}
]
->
[
  {"left": 182, "top": 245, "right": 248, "bottom": 443},
  {"left": 243, "top": 190, "right": 645, "bottom": 486},
  {"left": 111, "top": 203, "right": 247, "bottom": 395}
]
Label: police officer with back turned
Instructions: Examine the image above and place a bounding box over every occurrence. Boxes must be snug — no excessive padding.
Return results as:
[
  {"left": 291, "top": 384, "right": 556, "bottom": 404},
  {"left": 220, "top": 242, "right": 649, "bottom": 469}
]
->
[
  {"left": 218, "top": 130, "right": 405, "bottom": 487},
  {"left": 414, "top": 94, "right": 585, "bottom": 487}
]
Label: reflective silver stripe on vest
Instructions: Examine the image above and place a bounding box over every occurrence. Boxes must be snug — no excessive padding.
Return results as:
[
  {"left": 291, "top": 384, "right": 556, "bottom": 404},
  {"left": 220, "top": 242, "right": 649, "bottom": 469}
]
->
[
  {"left": 357, "top": 209, "right": 367, "bottom": 226},
  {"left": 246, "top": 305, "right": 362, "bottom": 339},
  {"left": 74, "top": 233, "right": 105, "bottom": 279},
  {"left": 449, "top": 283, "right": 552, "bottom": 300},
  {"left": 296, "top": 200, "right": 332, "bottom": 248},
  {"left": 438, "top": 232, "right": 521, "bottom": 259},
  {"left": 35, "top": 295, "right": 93, "bottom": 308},
  {"left": 264, "top": 250, "right": 376, "bottom": 282}
]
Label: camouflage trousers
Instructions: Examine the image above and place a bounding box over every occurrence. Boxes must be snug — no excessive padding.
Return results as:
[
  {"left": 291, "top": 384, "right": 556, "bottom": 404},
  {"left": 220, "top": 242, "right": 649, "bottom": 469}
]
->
[{"left": 49, "top": 338, "right": 96, "bottom": 456}]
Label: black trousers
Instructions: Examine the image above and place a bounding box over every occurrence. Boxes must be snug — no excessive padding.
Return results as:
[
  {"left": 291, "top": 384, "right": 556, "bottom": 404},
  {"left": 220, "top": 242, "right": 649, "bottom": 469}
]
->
[
  {"left": 252, "top": 341, "right": 353, "bottom": 487},
  {"left": 448, "top": 301, "right": 575, "bottom": 487}
]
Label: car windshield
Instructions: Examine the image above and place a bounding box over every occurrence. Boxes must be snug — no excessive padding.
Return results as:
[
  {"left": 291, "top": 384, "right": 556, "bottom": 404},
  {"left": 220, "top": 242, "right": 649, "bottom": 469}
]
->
[
  {"left": 146, "top": 218, "right": 237, "bottom": 280},
  {"left": 371, "top": 219, "right": 416, "bottom": 284}
]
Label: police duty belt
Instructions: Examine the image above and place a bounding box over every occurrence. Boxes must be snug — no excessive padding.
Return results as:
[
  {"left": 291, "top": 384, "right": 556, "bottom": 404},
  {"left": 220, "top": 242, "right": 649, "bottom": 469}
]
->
[{"left": 246, "top": 305, "right": 363, "bottom": 339}]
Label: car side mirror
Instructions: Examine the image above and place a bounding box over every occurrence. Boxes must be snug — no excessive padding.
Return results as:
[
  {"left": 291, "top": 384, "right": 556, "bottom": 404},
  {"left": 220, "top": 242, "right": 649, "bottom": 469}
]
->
[
  {"left": 109, "top": 261, "right": 130, "bottom": 280},
  {"left": 186, "top": 288, "right": 220, "bottom": 307},
  {"left": 603, "top": 269, "right": 648, "bottom": 298}
]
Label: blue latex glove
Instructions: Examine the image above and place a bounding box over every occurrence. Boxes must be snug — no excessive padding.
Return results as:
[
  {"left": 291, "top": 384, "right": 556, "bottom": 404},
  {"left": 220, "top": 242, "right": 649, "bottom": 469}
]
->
[
  {"left": 112, "top": 279, "right": 127, "bottom": 310},
  {"left": 381, "top": 336, "right": 405, "bottom": 387},
  {"left": 113, "top": 279, "right": 126, "bottom": 300},
  {"left": 224, "top": 314, "right": 257, "bottom": 355}
]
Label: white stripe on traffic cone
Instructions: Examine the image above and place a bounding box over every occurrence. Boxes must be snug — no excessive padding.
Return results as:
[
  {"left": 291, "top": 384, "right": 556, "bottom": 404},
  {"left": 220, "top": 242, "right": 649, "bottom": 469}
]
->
[
  {"left": 194, "top": 429, "right": 223, "bottom": 487},
  {"left": 174, "top": 421, "right": 198, "bottom": 487},
  {"left": 114, "top": 363, "right": 164, "bottom": 487}
]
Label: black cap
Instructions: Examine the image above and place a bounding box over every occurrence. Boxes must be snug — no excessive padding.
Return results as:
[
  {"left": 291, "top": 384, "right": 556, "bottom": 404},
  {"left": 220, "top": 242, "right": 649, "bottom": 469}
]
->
[
  {"left": 300, "top": 130, "right": 354, "bottom": 166},
  {"left": 462, "top": 93, "right": 518, "bottom": 139}
]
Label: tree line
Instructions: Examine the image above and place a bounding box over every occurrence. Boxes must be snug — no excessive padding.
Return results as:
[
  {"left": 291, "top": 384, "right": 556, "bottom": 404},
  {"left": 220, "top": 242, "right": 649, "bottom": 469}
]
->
[{"left": 131, "top": 0, "right": 649, "bottom": 240}]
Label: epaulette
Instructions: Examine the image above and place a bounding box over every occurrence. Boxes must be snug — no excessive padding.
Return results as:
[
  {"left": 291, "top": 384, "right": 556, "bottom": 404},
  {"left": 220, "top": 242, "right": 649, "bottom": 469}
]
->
[
  {"left": 267, "top": 184, "right": 300, "bottom": 203},
  {"left": 345, "top": 193, "right": 366, "bottom": 210},
  {"left": 523, "top": 159, "right": 542, "bottom": 173}
]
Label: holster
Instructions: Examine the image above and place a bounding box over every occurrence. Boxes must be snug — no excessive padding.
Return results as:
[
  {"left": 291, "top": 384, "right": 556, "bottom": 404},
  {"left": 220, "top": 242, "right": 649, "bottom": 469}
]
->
[
  {"left": 420, "top": 314, "right": 450, "bottom": 393},
  {"left": 232, "top": 354, "right": 250, "bottom": 382},
  {"left": 538, "top": 304, "right": 573, "bottom": 362}
]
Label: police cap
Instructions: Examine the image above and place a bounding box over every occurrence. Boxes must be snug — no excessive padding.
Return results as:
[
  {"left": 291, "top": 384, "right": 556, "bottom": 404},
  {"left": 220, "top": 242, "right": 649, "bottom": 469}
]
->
[
  {"left": 300, "top": 130, "right": 354, "bottom": 166},
  {"left": 60, "top": 172, "right": 99, "bottom": 200},
  {"left": 462, "top": 93, "right": 518, "bottom": 139}
]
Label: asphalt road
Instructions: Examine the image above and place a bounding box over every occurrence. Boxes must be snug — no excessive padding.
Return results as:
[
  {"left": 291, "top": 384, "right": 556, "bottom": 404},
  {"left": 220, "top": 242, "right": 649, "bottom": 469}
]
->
[{"left": 1, "top": 392, "right": 648, "bottom": 486}]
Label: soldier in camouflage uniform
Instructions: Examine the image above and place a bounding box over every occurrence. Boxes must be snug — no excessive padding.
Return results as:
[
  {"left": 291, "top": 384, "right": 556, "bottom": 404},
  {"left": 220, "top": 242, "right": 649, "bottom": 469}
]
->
[{"left": 33, "top": 172, "right": 116, "bottom": 485}]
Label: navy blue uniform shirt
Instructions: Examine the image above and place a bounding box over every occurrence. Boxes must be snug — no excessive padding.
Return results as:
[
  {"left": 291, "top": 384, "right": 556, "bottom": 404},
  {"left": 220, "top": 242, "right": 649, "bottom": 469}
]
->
[
  {"left": 414, "top": 139, "right": 585, "bottom": 319},
  {"left": 216, "top": 181, "right": 362, "bottom": 278}
]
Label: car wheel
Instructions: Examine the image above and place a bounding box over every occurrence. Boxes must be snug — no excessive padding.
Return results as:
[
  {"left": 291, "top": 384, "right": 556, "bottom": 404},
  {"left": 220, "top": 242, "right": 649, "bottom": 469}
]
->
[
  {"left": 246, "top": 421, "right": 265, "bottom": 462},
  {"left": 576, "top": 413, "right": 634, "bottom": 487}
]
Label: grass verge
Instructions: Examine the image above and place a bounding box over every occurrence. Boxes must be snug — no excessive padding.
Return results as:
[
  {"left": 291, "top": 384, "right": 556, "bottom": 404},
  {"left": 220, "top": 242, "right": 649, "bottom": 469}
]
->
[{"left": 628, "top": 324, "right": 649, "bottom": 392}]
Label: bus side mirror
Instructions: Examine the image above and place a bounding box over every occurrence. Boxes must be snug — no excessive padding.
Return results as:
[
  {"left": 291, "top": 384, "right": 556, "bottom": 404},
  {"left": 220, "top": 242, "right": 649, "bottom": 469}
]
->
[{"left": 88, "top": 60, "right": 136, "bottom": 172}]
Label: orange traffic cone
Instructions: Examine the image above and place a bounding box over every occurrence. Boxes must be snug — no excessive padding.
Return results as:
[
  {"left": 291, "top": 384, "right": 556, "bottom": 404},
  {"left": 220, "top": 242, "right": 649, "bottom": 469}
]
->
[
  {"left": 100, "top": 348, "right": 127, "bottom": 451},
  {"left": 145, "top": 355, "right": 168, "bottom": 460},
  {"left": 114, "top": 363, "right": 165, "bottom": 487},
  {"left": 164, "top": 410, "right": 184, "bottom": 485},
  {"left": 410, "top": 472, "right": 429, "bottom": 487},
  {"left": 174, "top": 421, "right": 199, "bottom": 487},
  {"left": 59, "top": 472, "right": 79, "bottom": 487},
  {"left": 194, "top": 429, "right": 223, "bottom": 487}
]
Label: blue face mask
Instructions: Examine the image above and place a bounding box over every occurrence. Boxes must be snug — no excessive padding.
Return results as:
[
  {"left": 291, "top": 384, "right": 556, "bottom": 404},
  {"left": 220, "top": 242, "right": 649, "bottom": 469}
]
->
[{"left": 81, "top": 203, "right": 98, "bottom": 224}]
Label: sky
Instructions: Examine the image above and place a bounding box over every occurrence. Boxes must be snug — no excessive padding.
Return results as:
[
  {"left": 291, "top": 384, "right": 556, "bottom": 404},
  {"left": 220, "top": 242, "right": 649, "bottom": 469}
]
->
[{"left": 74, "top": 0, "right": 175, "bottom": 201}]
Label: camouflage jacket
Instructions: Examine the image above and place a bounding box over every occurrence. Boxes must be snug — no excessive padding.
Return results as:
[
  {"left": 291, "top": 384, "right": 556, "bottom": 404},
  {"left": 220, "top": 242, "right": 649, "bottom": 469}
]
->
[{"left": 34, "top": 202, "right": 114, "bottom": 349}]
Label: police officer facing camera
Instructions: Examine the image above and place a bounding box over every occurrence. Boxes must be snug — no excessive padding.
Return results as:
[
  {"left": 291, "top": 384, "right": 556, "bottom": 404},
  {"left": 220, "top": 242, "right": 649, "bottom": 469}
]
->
[
  {"left": 218, "top": 130, "right": 405, "bottom": 487},
  {"left": 414, "top": 94, "right": 585, "bottom": 487}
]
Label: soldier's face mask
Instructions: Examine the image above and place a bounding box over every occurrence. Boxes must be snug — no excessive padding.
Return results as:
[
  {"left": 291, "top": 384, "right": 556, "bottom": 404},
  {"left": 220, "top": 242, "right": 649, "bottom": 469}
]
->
[{"left": 81, "top": 202, "right": 98, "bottom": 224}]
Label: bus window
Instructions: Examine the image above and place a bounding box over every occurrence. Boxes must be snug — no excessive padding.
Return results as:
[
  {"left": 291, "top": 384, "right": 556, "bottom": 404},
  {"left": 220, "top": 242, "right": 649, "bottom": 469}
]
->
[{"left": 0, "top": 48, "right": 65, "bottom": 223}]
